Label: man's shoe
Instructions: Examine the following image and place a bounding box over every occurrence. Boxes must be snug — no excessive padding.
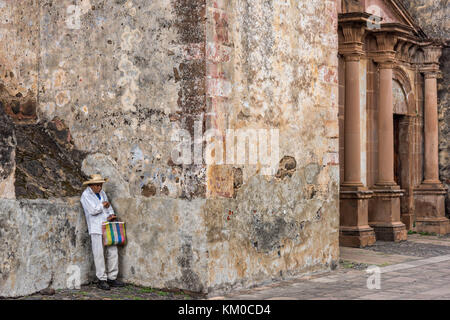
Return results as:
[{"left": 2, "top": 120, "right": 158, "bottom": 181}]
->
[
  {"left": 107, "top": 279, "right": 125, "bottom": 287},
  {"left": 97, "top": 280, "right": 110, "bottom": 290}
]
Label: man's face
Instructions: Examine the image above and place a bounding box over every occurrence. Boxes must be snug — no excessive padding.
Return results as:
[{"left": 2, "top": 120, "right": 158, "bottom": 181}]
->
[{"left": 89, "top": 183, "right": 103, "bottom": 194}]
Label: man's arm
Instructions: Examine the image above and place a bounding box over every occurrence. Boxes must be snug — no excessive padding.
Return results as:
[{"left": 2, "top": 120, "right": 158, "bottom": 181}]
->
[
  {"left": 101, "top": 191, "right": 116, "bottom": 217},
  {"left": 81, "top": 194, "right": 104, "bottom": 216}
]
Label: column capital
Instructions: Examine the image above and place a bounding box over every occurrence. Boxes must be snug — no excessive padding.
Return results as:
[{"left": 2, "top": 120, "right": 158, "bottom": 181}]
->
[
  {"left": 377, "top": 60, "right": 396, "bottom": 69},
  {"left": 420, "top": 45, "right": 442, "bottom": 76},
  {"left": 423, "top": 45, "right": 442, "bottom": 64},
  {"left": 340, "top": 23, "right": 366, "bottom": 44},
  {"left": 373, "top": 32, "right": 397, "bottom": 68},
  {"left": 343, "top": 52, "right": 363, "bottom": 61},
  {"left": 374, "top": 32, "right": 398, "bottom": 52},
  {"left": 423, "top": 71, "right": 440, "bottom": 79},
  {"left": 339, "top": 23, "right": 365, "bottom": 58}
]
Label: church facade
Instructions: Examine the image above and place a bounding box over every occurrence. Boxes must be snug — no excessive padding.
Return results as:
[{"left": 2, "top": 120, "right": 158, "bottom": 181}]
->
[{"left": 338, "top": 0, "right": 449, "bottom": 247}]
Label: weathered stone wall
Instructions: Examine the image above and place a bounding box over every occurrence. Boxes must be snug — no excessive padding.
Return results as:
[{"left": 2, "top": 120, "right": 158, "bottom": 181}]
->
[
  {"left": 0, "top": 198, "right": 94, "bottom": 297},
  {"left": 0, "top": 0, "right": 340, "bottom": 297},
  {"left": 0, "top": 0, "right": 39, "bottom": 199},
  {"left": 399, "top": 0, "right": 450, "bottom": 215},
  {"left": 202, "top": 0, "right": 340, "bottom": 293},
  {"left": 113, "top": 197, "right": 209, "bottom": 293},
  {"left": 39, "top": 0, "right": 198, "bottom": 199},
  {"left": 399, "top": 0, "right": 449, "bottom": 39},
  {"left": 0, "top": 108, "right": 16, "bottom": 199},
  {"left": 439, "top": 47, "right": 450, "bottom": 216},
  {"left": 0, "top": 197, "right": 210, "bottom": 297}
]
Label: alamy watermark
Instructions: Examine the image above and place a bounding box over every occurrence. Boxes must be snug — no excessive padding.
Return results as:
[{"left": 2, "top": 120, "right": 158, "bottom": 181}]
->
[
  {"left": 366, "top": 265, "right": 381, "bottom": 290},
  {"left": 366, "top": 5, "right": 382, "bottom": 30},
  {"left": 170, "top": 113, "right": 280, "bottom": 176},
  {"left": 66, "top": 264, "right": 81, "bottom": 290}
]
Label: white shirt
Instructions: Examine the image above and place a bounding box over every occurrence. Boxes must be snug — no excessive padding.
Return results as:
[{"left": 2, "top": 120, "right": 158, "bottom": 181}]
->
[{"left": 80, "top": 187, "right": 115, "bottom": 235}]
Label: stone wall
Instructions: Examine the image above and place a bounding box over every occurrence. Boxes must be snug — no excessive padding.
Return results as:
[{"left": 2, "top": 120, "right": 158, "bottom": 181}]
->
[
  {"left": 0, "top": 192, "right": 338, "bottom": 298},
  {"left": 399, "top": 0, "right": 449, "bottom": 39},
  {"left": 202, "top": 0, "right": 340, "bottom": 292},
  {"left": 0, "top": 197, "right": 207, "bottom": 298},
  {"left": 0, "top": 0, "right": 340, "bottom": 297},
  {"left": 439, "top": 47, "right": 450, "bottom": 216},
  {"left": 0, "top": 198, "right": 94, "bottom": 297},
  {"left": 399, "top": 0, "right": 450, "bottom": 215},
  {"left": 0, "top": 107, "right": 16, "bottom": 199}
]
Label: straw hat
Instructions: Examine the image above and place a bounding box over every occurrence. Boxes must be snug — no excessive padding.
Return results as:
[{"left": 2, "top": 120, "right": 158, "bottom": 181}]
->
[{"left": 83, "top": 174, "right": 108, "bottom": 186}]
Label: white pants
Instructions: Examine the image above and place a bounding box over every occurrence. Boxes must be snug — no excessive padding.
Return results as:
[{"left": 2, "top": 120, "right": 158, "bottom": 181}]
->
[{"left": 90, "top": 234, "right": 119, "bottom": 281}]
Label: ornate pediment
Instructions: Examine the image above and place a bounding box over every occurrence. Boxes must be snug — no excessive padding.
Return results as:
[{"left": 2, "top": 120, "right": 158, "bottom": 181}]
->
[{"left": 341, "top": 0, "right": 426, "bottom": 38}]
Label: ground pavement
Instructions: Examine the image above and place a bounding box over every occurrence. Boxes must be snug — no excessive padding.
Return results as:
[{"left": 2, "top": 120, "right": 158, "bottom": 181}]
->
[
  {"left": 211, "top": 233, "right": 450, "bottom": 300},
  {"left": 8, "top": 233, "right": 450, "bottom": 300}
]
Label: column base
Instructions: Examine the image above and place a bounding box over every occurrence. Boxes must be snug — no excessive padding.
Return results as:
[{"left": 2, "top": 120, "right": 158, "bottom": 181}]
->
[
  {"left": 415, "top": 218, "right": 450, "bottom": 235},
  {"left": 401, "top": 212, "right": 415, "bottom": 230},
  {"left": 340, "top": 226, "right": 376, "bottom": 248},
  {"left": 340, "top": 185, "right": 375, "bottom": 247},
  {"left": 414, "top": 183, "right": 449, "bottom": 235},
  {"left": 369, "top": 222, "right": 408, "bottom": 241},
  {"left": 370, "top": 184, "right": 407, "bottom": 242}
]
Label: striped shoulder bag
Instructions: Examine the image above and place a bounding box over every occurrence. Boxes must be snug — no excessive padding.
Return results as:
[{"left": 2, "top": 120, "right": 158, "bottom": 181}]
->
[{"left": 102, "top": 221, "right": 127, "bottom": 246}]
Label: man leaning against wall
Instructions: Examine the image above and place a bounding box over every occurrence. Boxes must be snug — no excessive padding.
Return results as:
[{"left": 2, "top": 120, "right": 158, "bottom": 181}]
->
[{"left": 80, "top": 174, "right": 125, "bottom": 290}]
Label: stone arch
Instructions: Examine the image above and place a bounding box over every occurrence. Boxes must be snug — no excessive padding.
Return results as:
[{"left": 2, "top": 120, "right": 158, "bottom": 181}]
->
[
  {"left": 393, "top": 67, "right": 415, "bottom": 115},
  {"left": 390, "top": 67, "right": 416, "bottom": 230}
]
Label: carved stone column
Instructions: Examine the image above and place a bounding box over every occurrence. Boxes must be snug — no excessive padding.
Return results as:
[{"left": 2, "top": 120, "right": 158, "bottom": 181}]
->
[
  {"left": 400, "top": 115, "right": 416, "bottom": 230},
  {"left": 414, "top": 45, "right": 449, "bottom": 235},
  {"left": 339, "top": 23, "right": 375, "bottom": 247},
  {"left": 370, "top": 33, "right": 407, "bottom": 241}
]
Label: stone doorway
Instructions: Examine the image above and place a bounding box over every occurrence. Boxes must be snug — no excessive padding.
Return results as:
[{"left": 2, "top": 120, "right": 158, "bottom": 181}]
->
[
  {"left": 392, "top": 77, "right": 415, "bottom": 230},
  {"left": 393, "top": 114, "right": 412, "bottom": 228},
  {"left": 394, "top": 114, "right": 402, "bottom": 187}
]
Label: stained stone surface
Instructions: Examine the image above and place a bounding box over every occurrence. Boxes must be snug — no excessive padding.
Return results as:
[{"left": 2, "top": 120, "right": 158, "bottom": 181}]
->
[
  {"left": 0, "top": 0, "right": 339, "bottom": 298},
  {"left": 0, "top": 198, "right": 94, "bottom": 298},
  {"left": 0, "top": 0, "right": 448, "bottom": 300},
  {"left": 0, "top": 106, "right": 16, "bottom": 199},
  {"left": 14, "top": 120, "right": 87, "bottom": 199},
  {"left": 399, "top": 0, "right": 449, "bottom": 39}
]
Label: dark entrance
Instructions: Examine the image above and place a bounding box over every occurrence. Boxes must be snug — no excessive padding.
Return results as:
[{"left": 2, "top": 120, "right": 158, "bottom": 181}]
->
[{"left": 394, "top": 114, "right": 402, "bottom": 186}]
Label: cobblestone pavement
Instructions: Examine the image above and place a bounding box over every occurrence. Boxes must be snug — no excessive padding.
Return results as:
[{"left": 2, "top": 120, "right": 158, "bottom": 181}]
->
[
  {"left": 365, "top": 234, "right": 450, "bottom": 258},
  {"left": 7, "top": 234, "right": 450, "bottom": 300},
  {"left": 11, "top": 284, "right": 197, "bottom": 300},
  {"left": 211, "top": 234, "right": 450, "bottom": 300}
]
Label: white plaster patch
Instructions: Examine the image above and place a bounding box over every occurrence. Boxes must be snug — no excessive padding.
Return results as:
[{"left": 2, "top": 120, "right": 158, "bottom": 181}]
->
[
  {"left": 65, "top": 1, "right": 91, "bottom": 29},
  {"left": 130, "top": 145, "right": 144, "bottom": 165},
  {"left": 107, "top": 91, "right": 116, "bottom": 99},
  {"left": 66, "top": 5, "right": 82, "bottom": 29},
  {"left": 55, "top": 90, "right": 71, "bottom": 107},
  {"left": 118, "top": 25, "right": 142, "bottom": 112},
  {"left": 42, "top": 102, "right": 56, "bottom": 117},
  {"left": 120, "top": 26, "right": 142, "bottom": 51},
  {"left": 0, "top": 1, "right": 11, "bottom": 25},
  {"left": 0, "top": 173, "right": 15, "bottom": 199},
  {"left": 52, "top": 69, "right": 67, "bottom": 89},
  {"left": 118, "top": 54, "right": 141, "bottom": 112},
  {"left": 80, "top": 0, "right": 91, "bottom": 14}
]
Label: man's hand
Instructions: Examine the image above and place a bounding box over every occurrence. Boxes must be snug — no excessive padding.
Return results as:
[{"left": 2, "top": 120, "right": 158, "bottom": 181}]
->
[
  {"left": 102, "top": 201, "right": 110, "bottom": 208},
  {"left": 107, "top": 214, "right": 117, "bottom": 222}
]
